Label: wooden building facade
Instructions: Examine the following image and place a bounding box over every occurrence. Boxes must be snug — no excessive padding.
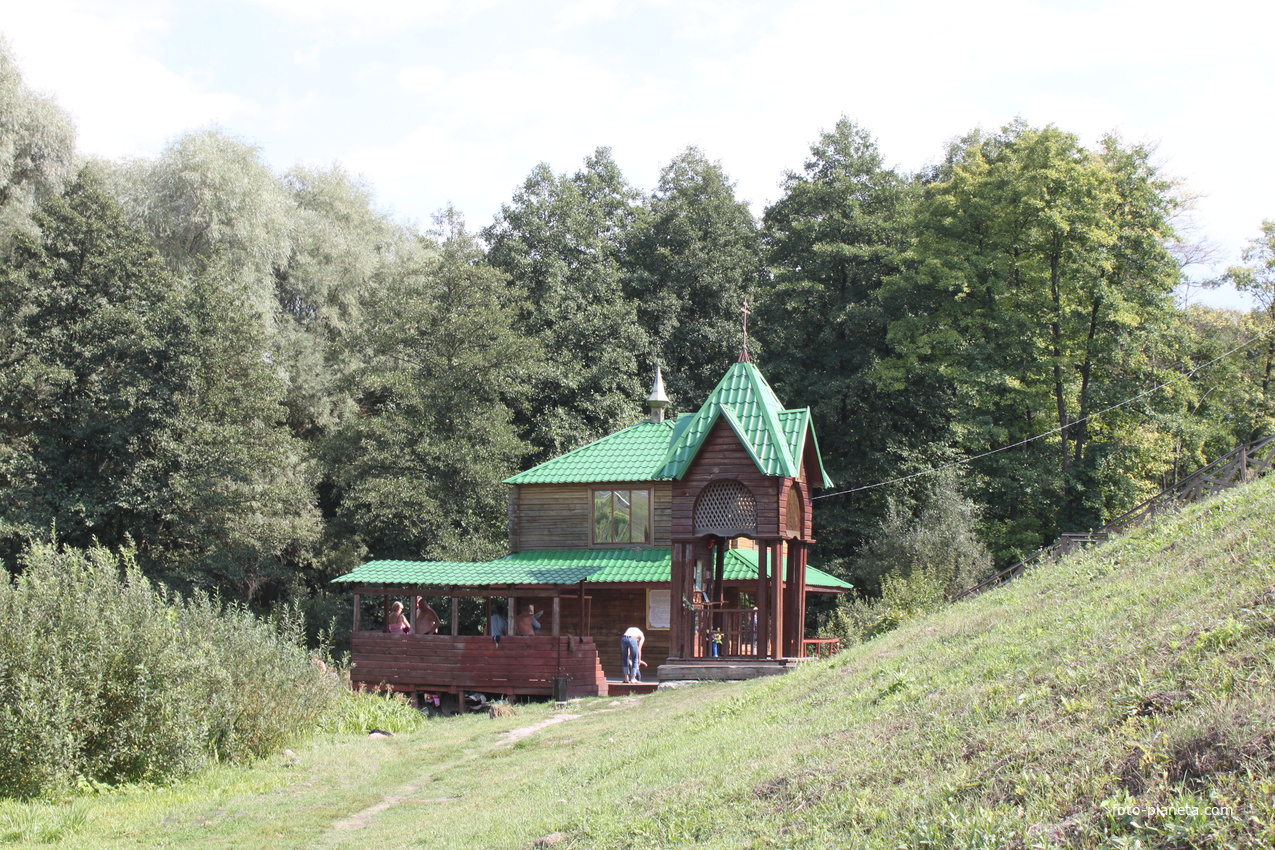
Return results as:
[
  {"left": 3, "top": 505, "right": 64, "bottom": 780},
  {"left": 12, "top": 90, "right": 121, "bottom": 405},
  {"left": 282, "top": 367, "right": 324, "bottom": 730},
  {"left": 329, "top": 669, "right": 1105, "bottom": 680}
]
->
[{"left": 333, "top": 360, "right": 850, "bottom": 699}]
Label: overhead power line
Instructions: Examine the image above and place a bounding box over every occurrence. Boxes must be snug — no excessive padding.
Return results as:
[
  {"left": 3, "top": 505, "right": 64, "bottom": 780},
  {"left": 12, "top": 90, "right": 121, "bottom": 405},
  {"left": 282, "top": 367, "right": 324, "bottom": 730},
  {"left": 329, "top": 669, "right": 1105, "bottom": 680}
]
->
[{"left": 813, "top": 326, "right": 1275, "bottom": 502}]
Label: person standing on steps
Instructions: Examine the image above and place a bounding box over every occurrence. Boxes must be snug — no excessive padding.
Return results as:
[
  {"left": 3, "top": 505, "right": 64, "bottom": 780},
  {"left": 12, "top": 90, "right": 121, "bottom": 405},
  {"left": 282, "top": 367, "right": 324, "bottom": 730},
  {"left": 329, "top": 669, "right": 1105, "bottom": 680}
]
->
[{"left": 621, "top": 626, "right": 644, "bottom": 684}]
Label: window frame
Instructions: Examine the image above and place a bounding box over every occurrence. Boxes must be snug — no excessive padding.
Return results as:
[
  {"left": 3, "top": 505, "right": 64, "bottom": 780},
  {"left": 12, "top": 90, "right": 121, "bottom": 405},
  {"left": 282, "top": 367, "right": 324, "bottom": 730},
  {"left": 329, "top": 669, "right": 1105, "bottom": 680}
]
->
[{"left": 590, "top": 486, "right": 653, "bottom": 547}]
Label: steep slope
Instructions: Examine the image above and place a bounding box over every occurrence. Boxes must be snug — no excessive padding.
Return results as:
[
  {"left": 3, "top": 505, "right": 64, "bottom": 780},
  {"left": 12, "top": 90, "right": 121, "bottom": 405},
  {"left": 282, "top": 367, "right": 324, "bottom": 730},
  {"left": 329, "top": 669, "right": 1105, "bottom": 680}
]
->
[{"left": 529, "top": 476, "right": 1275, "bottom": 848}]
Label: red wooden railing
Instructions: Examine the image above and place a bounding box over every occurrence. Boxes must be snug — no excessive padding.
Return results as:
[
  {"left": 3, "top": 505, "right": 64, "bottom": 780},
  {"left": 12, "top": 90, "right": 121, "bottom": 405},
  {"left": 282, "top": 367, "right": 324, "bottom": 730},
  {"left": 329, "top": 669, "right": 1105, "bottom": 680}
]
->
[{"left": 349, "top": 633, "right": 607, "bottom": 699}]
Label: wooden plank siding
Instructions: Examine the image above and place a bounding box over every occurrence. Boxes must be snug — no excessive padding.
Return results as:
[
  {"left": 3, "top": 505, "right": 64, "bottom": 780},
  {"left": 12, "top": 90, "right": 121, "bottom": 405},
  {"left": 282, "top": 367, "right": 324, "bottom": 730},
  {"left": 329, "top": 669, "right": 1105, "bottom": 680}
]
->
[
  {"left": 585, "top": 588, "right": 671, "bottom": 678},
  {"left": 671, "top": 420, "right": 784, "bottom": 539},
  {"left": 349, "top": 633, "right": 607, "bottom": 698},
  {"left": 510, "top": 482, "right": 673, "bottom": 551}
]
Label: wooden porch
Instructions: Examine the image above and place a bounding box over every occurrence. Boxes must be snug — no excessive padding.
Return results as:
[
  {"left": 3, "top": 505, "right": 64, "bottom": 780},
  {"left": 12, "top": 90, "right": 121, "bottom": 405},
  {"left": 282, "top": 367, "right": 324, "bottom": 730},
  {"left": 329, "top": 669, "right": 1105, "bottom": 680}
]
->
[{"left": 350, "top": 633, "right": 608, "bottom": 700}]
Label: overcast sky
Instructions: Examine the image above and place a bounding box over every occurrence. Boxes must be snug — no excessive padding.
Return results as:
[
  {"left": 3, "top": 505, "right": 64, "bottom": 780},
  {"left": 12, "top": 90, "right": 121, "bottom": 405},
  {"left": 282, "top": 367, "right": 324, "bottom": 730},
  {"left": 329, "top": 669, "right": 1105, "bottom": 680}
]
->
[{"left": 2, "top": 0, "right": 1270, "bottom": 308}]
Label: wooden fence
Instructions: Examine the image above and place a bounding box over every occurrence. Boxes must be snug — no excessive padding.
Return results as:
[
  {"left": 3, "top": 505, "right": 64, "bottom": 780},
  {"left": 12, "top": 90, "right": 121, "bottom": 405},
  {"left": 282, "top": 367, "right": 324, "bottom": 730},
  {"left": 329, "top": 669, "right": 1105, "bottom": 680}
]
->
[{"left": 950, "top": 434, "right": 1275, "bottom": 603}]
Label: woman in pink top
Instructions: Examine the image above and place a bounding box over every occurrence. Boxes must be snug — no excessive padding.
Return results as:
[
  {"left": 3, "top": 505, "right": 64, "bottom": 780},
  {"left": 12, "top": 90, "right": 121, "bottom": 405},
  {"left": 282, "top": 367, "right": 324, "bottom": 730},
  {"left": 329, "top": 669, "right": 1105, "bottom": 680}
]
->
[{"left": 386, "top": 601, "right": 410, "bottom": 634}]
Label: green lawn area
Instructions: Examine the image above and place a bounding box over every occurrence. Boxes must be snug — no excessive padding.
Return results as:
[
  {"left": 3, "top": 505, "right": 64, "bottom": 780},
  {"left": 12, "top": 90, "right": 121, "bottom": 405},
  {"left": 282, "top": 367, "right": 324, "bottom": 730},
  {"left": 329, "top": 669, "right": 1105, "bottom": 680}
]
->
[{"left": 5, "top": 479, "right": 1275, "bottom": 848}]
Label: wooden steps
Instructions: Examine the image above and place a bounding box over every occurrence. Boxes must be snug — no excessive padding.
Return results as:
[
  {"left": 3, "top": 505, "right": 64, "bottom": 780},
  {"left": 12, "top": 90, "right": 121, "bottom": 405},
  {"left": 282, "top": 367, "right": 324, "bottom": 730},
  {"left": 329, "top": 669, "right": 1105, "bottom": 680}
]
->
[{"left": 656, "top": 657, "right": 806, "bottom": 681}]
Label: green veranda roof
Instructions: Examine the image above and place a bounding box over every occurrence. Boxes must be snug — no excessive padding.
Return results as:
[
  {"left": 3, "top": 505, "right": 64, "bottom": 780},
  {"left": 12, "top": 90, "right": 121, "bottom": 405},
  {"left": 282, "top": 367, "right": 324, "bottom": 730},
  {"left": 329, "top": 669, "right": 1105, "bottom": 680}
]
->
[{"left": 332, "top": 548, "right": 853, "bottom": 592}]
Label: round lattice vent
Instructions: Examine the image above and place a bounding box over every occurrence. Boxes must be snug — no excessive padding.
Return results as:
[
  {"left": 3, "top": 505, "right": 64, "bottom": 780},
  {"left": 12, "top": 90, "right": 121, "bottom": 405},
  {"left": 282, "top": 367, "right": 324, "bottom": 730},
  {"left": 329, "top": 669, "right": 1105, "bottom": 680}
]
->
[{"left": 694, "top": 480, "right": 757, "bottom": 536}]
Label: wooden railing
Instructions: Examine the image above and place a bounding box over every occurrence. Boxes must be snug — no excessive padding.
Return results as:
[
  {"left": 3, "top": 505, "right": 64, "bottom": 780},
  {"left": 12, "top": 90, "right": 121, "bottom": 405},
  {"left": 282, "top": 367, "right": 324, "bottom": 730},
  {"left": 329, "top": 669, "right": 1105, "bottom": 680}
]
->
[
  {"left": 950, "top": 434, "right": 1275, "bottom": 603},
  {"left": 349, "top": 633, "right": 606, "bottom": 698},
  {"left": 689, "top": 607, "right": 759, "bottom": 657}
]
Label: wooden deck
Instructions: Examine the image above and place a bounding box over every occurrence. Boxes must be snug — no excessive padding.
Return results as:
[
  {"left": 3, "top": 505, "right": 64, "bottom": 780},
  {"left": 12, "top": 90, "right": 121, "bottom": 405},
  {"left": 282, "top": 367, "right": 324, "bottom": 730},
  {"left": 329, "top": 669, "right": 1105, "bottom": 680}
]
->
[{"left": 350, "top": 633, "right": 608, "bottom": 699}]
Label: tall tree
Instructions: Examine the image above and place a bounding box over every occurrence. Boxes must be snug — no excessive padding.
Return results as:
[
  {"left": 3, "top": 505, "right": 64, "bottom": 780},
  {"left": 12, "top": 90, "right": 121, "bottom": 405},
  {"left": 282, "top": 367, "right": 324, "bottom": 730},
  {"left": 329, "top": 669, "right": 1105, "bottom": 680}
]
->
[
  {"left": 117, "top": 129, "right": 294, "bottom": 322},
  {"left": 485, "top": 149, "right": 648, "bottom": 462},
  {"left": 1224, "top": 220, "right": 1275, "bottom": 423},
  {"left": 327, "top": 210, "right": 538, "bottom": 562},
  {"left": 879, "top": 122, "right": 1180, "bottom": 555},
  {"left": 0, "top": 167, "right": 190, "bottom": 568},
  {"left": 757, "top": 119, "right": 934, "bottom": 585},
  {"left": 0, "top": 39, "right": 75, "bottom": 243},
  {"left": 275, "top": 164, "right": 415, "bottom": 438},
  {"left": 624, "top": 147, "right": 765, "bottom": 407}
]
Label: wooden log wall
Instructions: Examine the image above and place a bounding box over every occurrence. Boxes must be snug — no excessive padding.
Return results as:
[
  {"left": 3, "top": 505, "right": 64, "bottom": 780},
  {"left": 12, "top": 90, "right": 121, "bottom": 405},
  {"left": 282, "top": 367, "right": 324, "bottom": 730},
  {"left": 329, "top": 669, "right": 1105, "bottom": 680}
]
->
[
  {"left": 587, "top": 588, "right": 670, "bottom": 678},
  {"left": 510, "top": 483, "right": 673, "bottom": 551},
  {"left": 349, "top": 633, "right": 607, "bottom": 698}
]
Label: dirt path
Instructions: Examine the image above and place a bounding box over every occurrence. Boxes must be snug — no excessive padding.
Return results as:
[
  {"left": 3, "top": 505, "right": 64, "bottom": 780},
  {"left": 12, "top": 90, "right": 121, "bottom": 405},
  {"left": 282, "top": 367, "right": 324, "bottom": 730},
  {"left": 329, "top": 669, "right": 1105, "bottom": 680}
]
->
[{"left": 320, "top": 699, "right": 644, "bottom": 844}]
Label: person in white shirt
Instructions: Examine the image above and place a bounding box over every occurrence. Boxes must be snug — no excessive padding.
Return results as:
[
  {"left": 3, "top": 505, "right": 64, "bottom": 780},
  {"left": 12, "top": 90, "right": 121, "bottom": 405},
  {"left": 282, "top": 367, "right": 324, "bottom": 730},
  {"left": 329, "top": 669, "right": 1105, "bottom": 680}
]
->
[{"left": 621, "top": 626, "right": 645, "bottom": 683}]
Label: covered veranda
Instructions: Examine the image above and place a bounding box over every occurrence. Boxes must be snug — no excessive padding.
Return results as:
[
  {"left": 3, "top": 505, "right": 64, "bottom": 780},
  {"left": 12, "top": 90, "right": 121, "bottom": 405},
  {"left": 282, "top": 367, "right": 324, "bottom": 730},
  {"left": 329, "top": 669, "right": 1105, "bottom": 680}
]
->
[{"left": 331, "top": 560, "right": 609, "bottom": 706}]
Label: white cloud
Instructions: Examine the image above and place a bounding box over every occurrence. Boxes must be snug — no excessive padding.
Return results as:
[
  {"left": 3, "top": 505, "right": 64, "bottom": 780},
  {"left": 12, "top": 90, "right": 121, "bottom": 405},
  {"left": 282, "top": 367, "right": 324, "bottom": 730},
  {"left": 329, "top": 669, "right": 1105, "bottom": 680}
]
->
[{"left": 2, "top": 0, "right": 254, "bottom": 159}]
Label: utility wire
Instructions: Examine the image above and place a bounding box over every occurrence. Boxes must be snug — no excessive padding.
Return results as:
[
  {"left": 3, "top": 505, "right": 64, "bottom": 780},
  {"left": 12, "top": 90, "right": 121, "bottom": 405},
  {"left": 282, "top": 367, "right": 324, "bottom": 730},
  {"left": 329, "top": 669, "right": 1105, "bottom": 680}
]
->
[{"left": 813, "top": 325, "right": 1275, "bottom": 501}]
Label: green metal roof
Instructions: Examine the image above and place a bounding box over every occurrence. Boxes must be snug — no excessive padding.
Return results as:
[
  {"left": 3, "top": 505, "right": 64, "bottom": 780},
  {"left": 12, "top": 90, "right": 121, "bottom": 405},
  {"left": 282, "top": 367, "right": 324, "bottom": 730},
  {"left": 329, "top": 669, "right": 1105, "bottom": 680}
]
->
[
  {"left": 496, "top": 548, "right": 672, "bottom": 583},
  {"left": 778, "top": 408, "right": 833, "bottom": 489},
  {"left": 654, "top": 361, "right": 833, "bottom": 487},
  {"left": 332, "top": 548, "right": 853, "bottom": 592},
  {"left": 330, "top": 559, "right": 598, "bottom": 587},
  {"left": 502, "top": 362, "right": 832, "bottom": 489},
  {"left": 503, "top": 420, "right": 676, "bottom": 485}
]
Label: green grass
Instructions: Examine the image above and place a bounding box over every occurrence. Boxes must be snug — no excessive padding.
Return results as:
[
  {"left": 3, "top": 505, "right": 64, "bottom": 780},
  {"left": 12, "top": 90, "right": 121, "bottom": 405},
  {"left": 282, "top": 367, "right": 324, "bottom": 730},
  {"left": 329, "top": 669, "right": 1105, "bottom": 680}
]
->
[{"left": 5, "top": 479, "right": 1275, "bottom": 848}]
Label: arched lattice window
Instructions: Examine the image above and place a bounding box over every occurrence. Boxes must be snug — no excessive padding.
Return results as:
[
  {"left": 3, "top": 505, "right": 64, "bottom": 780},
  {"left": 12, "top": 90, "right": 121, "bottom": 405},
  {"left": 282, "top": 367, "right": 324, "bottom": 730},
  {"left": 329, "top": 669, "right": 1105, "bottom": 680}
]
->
[{"left": 694, "top": 480, "right": 757, "bottom": 537}]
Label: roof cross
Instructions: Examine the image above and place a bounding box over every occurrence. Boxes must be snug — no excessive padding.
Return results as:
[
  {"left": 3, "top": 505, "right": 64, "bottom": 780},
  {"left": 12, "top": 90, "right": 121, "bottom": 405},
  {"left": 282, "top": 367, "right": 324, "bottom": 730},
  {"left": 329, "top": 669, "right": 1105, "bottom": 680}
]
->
[{"left": 739, "top": 299, "right": 752, "bottom": 363}]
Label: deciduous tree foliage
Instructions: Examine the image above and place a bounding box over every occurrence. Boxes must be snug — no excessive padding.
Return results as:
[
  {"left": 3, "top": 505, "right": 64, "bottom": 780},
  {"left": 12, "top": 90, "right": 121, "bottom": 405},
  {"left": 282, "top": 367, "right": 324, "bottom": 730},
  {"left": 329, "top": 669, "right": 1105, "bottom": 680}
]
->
[
  {"left": 0, "top": 168, "right": 190, "bottom": 567},
  {"left": 757, "top": 119, "right": 946, "bottom": 586},
  {"left": 326, "top": 210, "right": 537, "bottom": 563},
  {"left": 879, "top": 122, "right": 1181, "bottom": 558},
  {"left": 1, "top": 42, "right": 1269, "bottom": 610},
  {"left": 484, "top": 149, "right": 648, "bottom": 462},
  {"left": 0, "top": 39, "right": 75, "bottom": 242},
  {"left": 624, "top": 146, "right": 765, "bottom": 407}
]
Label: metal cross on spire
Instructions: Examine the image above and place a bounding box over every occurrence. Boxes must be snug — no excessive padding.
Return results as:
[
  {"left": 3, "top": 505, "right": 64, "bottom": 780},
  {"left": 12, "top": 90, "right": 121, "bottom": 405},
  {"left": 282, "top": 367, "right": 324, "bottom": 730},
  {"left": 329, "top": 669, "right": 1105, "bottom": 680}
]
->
[{"left": 738, "top": 298, "right": 752, "bottom": 362}]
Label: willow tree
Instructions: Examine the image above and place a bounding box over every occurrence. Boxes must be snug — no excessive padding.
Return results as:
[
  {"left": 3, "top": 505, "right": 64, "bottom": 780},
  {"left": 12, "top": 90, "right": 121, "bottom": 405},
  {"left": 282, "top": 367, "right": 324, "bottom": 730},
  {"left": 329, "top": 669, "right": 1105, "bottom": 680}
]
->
[{"left": 0, "top": 38, "right": 75, "bottom": 243}]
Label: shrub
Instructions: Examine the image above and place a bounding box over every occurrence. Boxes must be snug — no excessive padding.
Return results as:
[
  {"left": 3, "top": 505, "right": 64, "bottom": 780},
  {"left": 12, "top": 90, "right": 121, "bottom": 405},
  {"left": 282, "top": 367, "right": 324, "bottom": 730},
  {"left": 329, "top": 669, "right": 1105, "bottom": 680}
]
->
[
  {"left": 0, "top": 541, "right": 344, "bottom": 797},
  {"left": 823, "top": 471, "right": 993, "bottom": 645}
]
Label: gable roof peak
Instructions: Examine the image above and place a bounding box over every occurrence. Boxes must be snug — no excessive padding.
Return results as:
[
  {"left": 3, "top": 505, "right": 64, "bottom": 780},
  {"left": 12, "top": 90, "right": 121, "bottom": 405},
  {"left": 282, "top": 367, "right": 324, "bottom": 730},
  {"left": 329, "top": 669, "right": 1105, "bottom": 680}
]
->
[{"left": 653, "top": 360, "right": 831, "bottom": 486}]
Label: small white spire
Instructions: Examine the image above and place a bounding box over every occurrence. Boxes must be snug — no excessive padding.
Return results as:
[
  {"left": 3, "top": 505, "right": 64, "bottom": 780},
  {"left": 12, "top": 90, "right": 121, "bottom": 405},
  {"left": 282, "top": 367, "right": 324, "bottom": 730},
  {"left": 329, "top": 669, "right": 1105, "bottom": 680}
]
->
[{"left": 647, "top": 364, "right": 670, "bottom": 423}]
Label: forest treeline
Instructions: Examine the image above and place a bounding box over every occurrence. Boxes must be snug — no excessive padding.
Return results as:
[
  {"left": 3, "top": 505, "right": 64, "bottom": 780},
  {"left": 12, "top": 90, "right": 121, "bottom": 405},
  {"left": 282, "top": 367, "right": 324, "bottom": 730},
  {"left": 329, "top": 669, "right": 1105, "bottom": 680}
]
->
[{"left": 3, "top": 43, "right": 1274, "bottom": 613}]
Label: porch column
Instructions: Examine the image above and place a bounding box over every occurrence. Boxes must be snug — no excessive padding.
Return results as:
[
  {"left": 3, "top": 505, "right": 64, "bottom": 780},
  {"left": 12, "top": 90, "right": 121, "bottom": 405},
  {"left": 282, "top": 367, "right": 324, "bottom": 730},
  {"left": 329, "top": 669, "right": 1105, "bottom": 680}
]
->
[
  {"left": 798, "top": 541, "right": 809, "bottom": 654},
  {"left": 669, "top": 542, "right": 686, "bottom": 658},
  {"left": 784, "top": 540, "right": 803, "bottom": 657},
  {"left": 771, "top": 539, "right": 784, "bottom": 659},
  {"left": 713, "top": 536, "right": 726, "bottom": 608},
  {"left": 551, "top": 595, "right": 561, "bottom": 636},
  {"left": 756, "top": 540, "right": 769, "bottom": 659},
  {"left": 450, "top": 596, "right": 459, "bottom": 636},
  {"left": 352, "top": 593, "right": 361, "bottom": 633}
]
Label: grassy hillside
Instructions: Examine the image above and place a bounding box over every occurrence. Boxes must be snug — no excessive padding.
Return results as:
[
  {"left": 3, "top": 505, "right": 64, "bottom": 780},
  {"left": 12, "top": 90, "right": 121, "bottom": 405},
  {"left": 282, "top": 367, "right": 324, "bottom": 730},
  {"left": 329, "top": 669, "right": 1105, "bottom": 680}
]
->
[{"left": 4, "top": 478, "right": 1275, "bottom": 848}]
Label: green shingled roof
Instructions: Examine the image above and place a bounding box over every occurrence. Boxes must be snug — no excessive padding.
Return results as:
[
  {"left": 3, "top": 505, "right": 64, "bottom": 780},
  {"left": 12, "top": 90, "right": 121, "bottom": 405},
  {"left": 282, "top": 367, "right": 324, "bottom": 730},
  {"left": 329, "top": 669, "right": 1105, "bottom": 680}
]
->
[
  {"left": 503, "top": 420, "right": 675, "bottom": 485},
  {"left": 332, "top": 548, "right": 853, "bottom": 592},
  {"left": 654, "top": 361, "right": 833, "bottom": 487},
  {"left": 330, "top": 559, "right": 598, "bottom": 587},
  {"left": 502, "top": 362, "right": 832, "bottom": 489}
]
